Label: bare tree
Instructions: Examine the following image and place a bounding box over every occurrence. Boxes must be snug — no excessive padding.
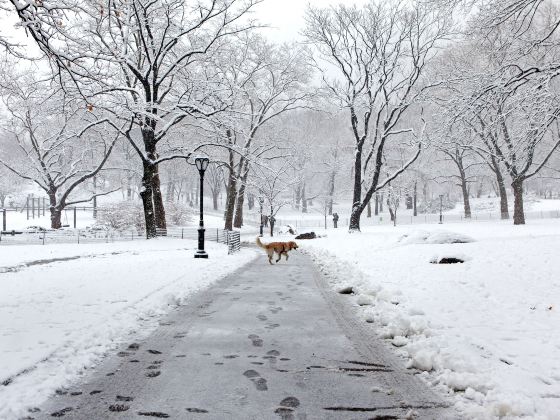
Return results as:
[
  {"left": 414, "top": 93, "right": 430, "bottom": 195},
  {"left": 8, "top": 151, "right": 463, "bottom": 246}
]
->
[
  {"left": 0, "top": 76, "right": 121, "bottom": 228},
  {"left": 304, "top": 1, "right": 449, "bottom": 231}
]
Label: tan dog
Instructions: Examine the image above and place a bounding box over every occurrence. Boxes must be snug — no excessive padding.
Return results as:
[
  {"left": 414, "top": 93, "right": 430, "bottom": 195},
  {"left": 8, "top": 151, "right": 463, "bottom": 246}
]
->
[{"left": 256, "top": 236, "right": 298, "bottom": 265}]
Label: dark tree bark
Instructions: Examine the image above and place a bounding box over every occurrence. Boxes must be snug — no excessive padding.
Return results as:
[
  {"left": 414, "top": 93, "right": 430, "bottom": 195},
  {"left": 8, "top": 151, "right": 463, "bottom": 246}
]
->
[
  {"left": 512, "top": 179, "right": 525, "bottom": 225},
  {"left": 224, "top": 149, "right": 237, "bottom": 231},
  {"left": 460, "top": 173, "right": 472, "bottom": 219},
  {"left": 374, "top": 192, "right": 379, "bottom": 216},
  {"left": 48, "top": 191, "right": 62, "bottom": 229},
  {"left": 367, "top": 201, "right": 371, "bottom": 218},
  {"left": 140, "top": 161, "right": 157, "bottom": 238},
  {"left": 234, "top": 163, "right": 249, "bottom": 228},
  {"left": 488, "top": 156, "right": 509, "bottom": 220},
  {"left": 152, "top": 168, "right": 166, "bottom": 232}
]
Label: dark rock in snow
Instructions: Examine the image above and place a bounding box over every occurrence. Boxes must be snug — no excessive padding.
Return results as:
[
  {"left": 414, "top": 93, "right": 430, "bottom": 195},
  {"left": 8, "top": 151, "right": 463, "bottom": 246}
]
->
[
  {"left": 338, "top": 286, "right": 354, "bottom": 295},
  {"left": 295, "top": 232, "right": 316, "bottom": 240}
]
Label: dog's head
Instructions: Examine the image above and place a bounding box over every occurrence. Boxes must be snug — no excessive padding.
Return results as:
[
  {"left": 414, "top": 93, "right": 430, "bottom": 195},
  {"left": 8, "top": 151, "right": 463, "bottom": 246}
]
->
[{"left": 288, "top": 241, "right": 298, "bottom": 250}]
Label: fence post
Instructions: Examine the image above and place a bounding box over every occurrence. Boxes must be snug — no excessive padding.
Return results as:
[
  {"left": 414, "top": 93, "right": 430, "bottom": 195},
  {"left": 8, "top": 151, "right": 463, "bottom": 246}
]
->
[
  {"left": 216, "top": 228, "right": 219, "bottom": 243},
  {"left": 73, "top": 207, "right": 77, "bottom": 229},
  {"left": 2, "top": 209, "right": 6, "bottom": 232},
  {"left": 43, "top": 198, "right": 46, "bottom": 216},
  {"left": 42, "top": 231, "right": 45, "bottom": 245},
  {"left": 181, "top": 228, "right": 184, "bottom": 239},
  {"left": 77, "top": 229, "right": 80, "bottom": 244},
  {"left": 26, "top": 196, "right": 30, "bottom": 220}
]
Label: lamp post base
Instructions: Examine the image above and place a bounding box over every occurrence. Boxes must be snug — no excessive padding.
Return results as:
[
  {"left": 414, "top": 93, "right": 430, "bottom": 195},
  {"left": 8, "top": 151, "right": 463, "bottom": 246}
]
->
[{"left": 194, "top": 250, "right": 209, "bottom": 259}]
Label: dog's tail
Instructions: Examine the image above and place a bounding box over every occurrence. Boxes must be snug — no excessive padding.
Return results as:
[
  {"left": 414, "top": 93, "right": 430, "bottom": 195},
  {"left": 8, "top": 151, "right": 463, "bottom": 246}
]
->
[{"left": 256, "top": 236, "right": 266, "bottom": 249}]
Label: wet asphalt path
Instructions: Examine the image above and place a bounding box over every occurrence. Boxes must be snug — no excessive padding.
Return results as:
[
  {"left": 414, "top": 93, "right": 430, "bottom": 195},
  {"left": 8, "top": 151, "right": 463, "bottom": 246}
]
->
[{"left": 35, "top": 250, "right": 455, "bottom": 420}]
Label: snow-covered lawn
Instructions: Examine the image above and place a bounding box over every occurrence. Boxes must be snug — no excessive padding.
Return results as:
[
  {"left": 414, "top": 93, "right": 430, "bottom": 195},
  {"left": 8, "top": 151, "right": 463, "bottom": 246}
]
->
[
  {"left": 300, "top": 220, "right": 560, "bottom": 419},
  {"left": 0, "top": 239, "right": 256, "bottom": 419}
]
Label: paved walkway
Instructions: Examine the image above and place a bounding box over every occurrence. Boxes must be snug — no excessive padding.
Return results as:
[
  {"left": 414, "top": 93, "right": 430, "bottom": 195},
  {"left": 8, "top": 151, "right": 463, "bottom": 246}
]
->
[{"left": 36, "top": 251, "right": 455, "bottom": 420}]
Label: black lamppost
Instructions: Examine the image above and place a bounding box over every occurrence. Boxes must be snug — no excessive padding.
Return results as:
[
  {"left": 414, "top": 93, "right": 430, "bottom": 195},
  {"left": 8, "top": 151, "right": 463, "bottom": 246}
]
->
[
  {"left": 259, "top": 196, "right": 264, "bottom": 237},
  {"left": 439, "top": 194, "right": 444, "bottom": 224},
  {"left": 195, "top": 157, "right": 209, "bottom": 259}
]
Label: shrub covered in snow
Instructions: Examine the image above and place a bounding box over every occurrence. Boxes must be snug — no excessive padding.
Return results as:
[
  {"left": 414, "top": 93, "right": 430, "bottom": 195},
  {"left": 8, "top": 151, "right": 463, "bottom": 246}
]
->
[
  {"left": 95, "top": 202, "right": 145, "bottom": 233},
  {"left": 165, "top": 202, "right": 193, "bottom": 226}
]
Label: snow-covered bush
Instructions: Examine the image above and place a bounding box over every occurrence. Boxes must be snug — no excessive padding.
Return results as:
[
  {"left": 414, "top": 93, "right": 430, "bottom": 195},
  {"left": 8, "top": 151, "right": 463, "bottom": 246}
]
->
[
  {"left": 417, "top": 197, "right": 456, "bottom": 214},
  {"left": 165, "top": 202, "right": 193, "bottom": 226},
  {"left": 95, "top": 202, "right": 144, "bottom": 232}
]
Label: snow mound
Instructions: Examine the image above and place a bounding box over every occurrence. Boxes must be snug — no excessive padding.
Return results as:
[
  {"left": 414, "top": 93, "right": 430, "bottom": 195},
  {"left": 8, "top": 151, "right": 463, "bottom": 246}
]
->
[{"left": 399, "top": 230, "right": 475, "bottom": 245}]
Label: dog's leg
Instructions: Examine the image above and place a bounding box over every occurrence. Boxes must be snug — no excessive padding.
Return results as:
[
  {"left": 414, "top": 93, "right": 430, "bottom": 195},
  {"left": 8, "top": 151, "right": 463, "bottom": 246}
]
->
[
  {"left": 267, "top": 250, "right": 274, "bottom": 265},
  {"left": 276, "top": 251, "right": 281, "bottom": 263},
  {"left": 284, "top": 252, "right": 289, "bottom": 261}
]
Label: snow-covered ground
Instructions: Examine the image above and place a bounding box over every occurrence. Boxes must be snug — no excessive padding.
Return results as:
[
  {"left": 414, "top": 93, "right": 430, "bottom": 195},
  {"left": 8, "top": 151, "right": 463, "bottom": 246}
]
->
[
  {"left": 297, "top": 220, "right": 560, "bottom": 419},
  {"left": 0, "top": 239, "right": 257, "bottom": 419}
]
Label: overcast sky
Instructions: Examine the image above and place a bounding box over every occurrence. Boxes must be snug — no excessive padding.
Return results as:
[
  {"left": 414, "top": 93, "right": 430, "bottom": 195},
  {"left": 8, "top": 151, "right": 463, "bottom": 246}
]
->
[
  {"left": 0, "top": 0, "right": 368, "bottom": 48},
  {"left": 252, "top": 0, "right": 367, "bottom": 43}
]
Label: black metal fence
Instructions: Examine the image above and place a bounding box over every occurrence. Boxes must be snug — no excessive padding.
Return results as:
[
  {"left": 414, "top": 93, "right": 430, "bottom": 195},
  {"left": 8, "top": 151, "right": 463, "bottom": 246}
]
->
[{"left": 0, "top": 226, "right": 242, "bottom": 254}]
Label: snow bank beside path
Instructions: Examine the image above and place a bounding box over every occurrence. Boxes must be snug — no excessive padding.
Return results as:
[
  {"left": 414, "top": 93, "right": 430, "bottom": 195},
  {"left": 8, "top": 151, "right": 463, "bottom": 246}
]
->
[
  {"left": 301, "top": 220, "right": 560, "bottom": 419},
  {"left": 0, "top": 239, "right": 256, "bottom": 419}
]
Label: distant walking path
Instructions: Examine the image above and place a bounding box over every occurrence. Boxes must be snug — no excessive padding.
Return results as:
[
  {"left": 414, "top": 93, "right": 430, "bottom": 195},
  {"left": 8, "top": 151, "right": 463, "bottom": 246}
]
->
[{"left": 36, "top": 251, "right": 454, "bottom": 419}]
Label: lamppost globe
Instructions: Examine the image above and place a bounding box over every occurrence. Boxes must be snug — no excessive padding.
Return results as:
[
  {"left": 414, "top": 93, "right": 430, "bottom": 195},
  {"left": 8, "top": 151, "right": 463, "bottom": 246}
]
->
[
  {"left": 194, "top": 157, "right": 210, "bottom": 259},
  {"left": 195, "top": 156, "right": 209, "bottom": 172}
]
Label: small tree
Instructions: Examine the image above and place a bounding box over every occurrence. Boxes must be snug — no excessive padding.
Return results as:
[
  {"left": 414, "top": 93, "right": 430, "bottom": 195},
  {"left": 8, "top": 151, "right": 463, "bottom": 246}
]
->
[{"left": 0, "top": 77, "right": 121, "bottom": 228}]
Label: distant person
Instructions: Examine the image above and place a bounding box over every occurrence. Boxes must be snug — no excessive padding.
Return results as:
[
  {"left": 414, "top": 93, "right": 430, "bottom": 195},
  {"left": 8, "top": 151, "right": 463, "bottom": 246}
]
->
[
  {"left": 269, "top": 215, "right": 276, "bottom": 235},
  {"left": 333, "top": 212, "right": 339, "bottom": 228}
]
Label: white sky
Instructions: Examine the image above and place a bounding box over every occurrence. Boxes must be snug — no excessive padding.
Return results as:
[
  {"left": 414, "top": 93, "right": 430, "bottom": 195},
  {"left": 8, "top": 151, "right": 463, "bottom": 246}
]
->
[
  {"left": 0, "top": 1, "right": 367, "bottom": 47},
  {"left": 252, "top": 0, "right": 367, "bottom": 43}
]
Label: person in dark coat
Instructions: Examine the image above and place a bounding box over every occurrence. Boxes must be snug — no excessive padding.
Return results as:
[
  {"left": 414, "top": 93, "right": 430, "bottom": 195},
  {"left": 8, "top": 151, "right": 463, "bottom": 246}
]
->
[{"left": 333, "top": 212, "right": 339, "bottom": 228}]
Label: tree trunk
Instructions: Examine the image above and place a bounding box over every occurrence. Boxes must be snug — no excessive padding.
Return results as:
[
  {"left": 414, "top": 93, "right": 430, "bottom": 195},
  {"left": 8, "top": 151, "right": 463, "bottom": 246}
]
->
[
  {"left": 349, "top": 206, "right": 362, "bottom": 232},
  {"left": 140, "top": 162, "right": 157, "bottom": 238},
  {"left": 212, "top": 190, "right": 219, "bottom": 211},
  {"left": 493, "top": 159, "right": 509, "bottom": 220},
  {"left": 367, "top": 201, "right": 371, "bottom": 218},
  {"left": 512, "top": 179, "right": 525, "bottom": 225},
  {"left": 460, "top": 174, "right": 472, "bottom": 219},
  {"left": 389, "top": 207, "right": 395, "bottom": 222},
  {"left": 349, "top": 145, "right": 363, "bottom": 232},
  {"left": 374, "top": 193, "right": 379, "bottom": 216},
  {"left": 48, "top": 191, "right": 62, "bottom": 229},
  {"left": 151, "top": 166, "right": 167, "bottom": 233},
  {"left": 224, "top": 154, "right": 237, "bottom": 231},
  {"left": 234, "top": 167, "right": 249, "bottom": 228},
  {"left": 379, "top": 193, "right": 384, "bottom": 213}
]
